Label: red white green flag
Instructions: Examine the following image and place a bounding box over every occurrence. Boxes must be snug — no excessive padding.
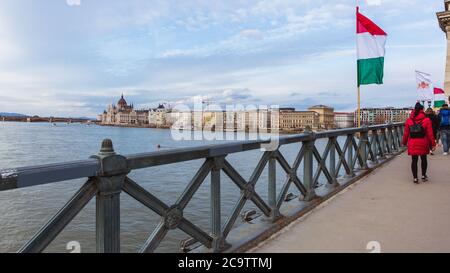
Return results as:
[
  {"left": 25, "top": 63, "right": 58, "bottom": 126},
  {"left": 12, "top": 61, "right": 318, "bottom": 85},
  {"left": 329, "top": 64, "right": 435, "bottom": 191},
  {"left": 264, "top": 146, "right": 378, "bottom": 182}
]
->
[
  {"left": 357, "top": 7, "right": 387, "bottom": 86},
  {"left": 434, "top": 88, "right": 447, "bottom": 108}
]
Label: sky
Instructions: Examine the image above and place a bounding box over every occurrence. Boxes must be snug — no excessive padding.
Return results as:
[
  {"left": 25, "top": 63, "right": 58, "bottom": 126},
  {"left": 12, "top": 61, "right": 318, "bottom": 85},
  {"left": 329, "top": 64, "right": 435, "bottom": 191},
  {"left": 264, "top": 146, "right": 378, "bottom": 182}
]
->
[{"left": 0, "top": 0, "right": 447, "bottom": 117}]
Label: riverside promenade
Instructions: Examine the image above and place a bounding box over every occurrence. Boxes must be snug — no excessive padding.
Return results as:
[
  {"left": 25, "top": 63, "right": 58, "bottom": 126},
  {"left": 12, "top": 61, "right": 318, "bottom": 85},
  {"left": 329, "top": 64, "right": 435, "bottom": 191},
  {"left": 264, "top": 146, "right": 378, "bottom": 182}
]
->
[{"left": 251, "top": 148, "right": 450, "bottom": 253}]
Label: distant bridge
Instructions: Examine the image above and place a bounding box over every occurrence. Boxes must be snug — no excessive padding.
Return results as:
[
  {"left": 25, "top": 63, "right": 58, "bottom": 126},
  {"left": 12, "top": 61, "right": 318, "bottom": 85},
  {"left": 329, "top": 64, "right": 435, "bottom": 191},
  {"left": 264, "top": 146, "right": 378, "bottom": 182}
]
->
[{"left": 0, "top": 123, "right": 409, "bottom": 253}]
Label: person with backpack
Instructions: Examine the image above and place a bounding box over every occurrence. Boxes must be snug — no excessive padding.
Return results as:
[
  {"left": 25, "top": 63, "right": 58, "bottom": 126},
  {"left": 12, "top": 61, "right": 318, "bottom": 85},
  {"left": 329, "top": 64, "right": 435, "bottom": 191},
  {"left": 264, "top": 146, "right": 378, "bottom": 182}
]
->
[
  {"left": 425, "top": 108, "right": 440, "bottom": 155},
  {"left": 438, "top": 103, "right": 450, "bottom": 155},
  {"left": 402, "top": 102, "right": 436, "bottom": 184}
]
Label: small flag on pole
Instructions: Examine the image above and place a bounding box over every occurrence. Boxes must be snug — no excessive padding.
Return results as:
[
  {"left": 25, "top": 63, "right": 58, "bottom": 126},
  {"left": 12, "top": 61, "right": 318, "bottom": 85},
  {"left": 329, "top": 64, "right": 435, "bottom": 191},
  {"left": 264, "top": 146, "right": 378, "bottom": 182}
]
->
[
  {"left": 357, "top": 8, "right": 387, "bottom": 86},
  {"left": 434, "top": 88, "right": 447, "bottom": 108},
  {"left": 415, "top": 71, "right": 434, "bottom": 102}
]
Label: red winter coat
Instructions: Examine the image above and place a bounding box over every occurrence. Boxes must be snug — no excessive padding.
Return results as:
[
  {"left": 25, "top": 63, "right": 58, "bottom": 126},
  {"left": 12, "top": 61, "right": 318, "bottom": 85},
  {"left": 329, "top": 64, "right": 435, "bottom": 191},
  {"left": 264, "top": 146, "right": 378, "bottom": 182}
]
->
[{"left": 402, "top": 110, "right": 436, "bottom": 156}]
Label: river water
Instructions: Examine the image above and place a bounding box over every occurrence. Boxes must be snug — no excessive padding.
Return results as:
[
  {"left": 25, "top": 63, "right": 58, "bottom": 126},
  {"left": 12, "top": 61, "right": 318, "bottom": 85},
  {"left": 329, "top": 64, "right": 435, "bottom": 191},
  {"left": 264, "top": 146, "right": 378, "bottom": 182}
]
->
[{"left": 0, "top": 122, "right": 336, "bottom": 253}]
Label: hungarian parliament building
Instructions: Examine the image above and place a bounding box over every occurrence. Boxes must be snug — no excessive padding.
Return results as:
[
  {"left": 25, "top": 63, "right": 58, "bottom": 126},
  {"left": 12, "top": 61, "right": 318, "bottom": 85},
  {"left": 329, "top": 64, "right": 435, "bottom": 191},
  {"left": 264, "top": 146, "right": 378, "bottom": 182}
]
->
[{"left": 99, "top": 94, "right": 168, "bottom": 127}]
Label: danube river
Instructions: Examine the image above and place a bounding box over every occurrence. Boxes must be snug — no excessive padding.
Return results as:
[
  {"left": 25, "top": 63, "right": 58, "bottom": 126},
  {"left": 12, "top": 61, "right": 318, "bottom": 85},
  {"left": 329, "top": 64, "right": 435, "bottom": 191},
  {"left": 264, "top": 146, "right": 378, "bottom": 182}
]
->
[{"left": 0, "top": 122, "right": 335, "bottom": 253}]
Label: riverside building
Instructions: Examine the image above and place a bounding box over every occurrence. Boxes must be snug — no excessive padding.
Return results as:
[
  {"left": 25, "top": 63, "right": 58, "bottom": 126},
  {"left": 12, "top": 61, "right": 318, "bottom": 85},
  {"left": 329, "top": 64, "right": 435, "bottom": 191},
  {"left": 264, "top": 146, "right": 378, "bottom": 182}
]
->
[
  {"left": 356, "top": 107, "right": 412, "bottom": 125},
  {"left": 334, "top": 112, "right": 355, "bottom": 129},
  {"left": 308, "top": 105, "right": 335, "bottom": 129},
  {"left": 100, "top": 94, "right": 149, "bottom": 126},
  {"left": 271, "top": 108, "right": 320, "bottom": 132}
]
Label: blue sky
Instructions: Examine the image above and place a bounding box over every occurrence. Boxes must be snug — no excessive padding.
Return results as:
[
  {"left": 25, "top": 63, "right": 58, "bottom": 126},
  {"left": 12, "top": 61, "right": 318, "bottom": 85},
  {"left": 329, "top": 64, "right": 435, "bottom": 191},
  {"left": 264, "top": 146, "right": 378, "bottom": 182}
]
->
[{"left": 0, "top": 0, "right": 447, "bottom": 117}]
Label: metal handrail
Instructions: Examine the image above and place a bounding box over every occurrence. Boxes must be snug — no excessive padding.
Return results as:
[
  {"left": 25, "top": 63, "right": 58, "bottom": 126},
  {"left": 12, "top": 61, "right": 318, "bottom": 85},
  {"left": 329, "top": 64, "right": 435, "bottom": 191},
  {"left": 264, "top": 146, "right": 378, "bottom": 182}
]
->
[{"left": 0, "top": 122, "right": 406, "bottom": 253}]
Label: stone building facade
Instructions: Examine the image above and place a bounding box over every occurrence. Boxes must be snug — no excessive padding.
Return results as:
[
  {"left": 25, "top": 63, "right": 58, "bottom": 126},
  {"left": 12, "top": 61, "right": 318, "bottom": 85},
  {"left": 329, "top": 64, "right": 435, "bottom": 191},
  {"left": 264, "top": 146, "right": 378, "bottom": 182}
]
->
[
  {"left": 308, "top": 105, "right": 335, "bottom": 129},
  {"left": 334, "top": 112, "right": 355, "bottom": 129},
  {"left": 271, "top": 108, "right": 320, "bottom": 131},
  {"left": 356, "top": 107, "right": 412, "bottom": 126},
  {"left": 149, "top": 104, "right": 171, "bottom": 128},
  {"left": 100, "top": 94, "right": 149, "bottom": 126}
]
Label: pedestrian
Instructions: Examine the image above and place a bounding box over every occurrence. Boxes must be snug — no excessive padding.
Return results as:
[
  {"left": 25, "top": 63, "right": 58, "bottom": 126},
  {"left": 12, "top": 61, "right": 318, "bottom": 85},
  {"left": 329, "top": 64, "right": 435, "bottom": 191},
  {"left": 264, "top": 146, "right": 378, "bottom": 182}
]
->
[
  {"left": 439, "top": 103, "right": 450, "bottom": 156},
  {"left": 425, "top": 108, "right": 440, "bottom": 155},
  {"left": 402, "top": 102, "right": 436, "bottom": 184}
]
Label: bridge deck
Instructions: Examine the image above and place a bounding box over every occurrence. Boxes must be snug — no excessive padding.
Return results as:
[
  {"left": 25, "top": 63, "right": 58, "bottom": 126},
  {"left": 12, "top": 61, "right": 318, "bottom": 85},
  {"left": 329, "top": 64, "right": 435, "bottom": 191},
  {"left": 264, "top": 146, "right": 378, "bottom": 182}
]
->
[{"left": 250, "top": 148, "right": 450, "bottom": 253}]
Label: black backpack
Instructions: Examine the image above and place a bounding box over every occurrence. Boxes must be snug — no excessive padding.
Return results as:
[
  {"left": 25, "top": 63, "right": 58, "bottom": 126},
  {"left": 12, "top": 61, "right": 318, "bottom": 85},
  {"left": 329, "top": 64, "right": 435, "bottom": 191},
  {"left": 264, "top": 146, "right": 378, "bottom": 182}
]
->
[{"left": 409, "top": 119, "right": 425, "bottom": 139}]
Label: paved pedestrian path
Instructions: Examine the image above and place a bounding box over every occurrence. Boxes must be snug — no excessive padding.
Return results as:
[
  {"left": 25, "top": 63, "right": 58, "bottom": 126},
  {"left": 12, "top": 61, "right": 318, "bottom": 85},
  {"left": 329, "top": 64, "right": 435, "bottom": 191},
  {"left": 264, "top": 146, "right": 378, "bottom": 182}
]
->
[{"left": 250, "top": 149, "right": 450, "bottom": 253}]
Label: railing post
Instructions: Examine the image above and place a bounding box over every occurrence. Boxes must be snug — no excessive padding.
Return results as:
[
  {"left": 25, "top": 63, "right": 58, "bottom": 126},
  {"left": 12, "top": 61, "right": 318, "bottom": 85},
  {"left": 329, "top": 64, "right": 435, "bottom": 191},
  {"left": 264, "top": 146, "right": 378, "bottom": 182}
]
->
[
  {"left": 379, "top": 128, "right": 387, "bottom": 158},
  {"left": 386, "top": 126, "right": 393, "bottom": 155},
  {"left": 399, "top": 125, "right": 405, "bottom": 148},
  {"left": 210, "top": 156, "right": 229, "bottom": 252},
  {"left": 346, "top": 134, "right": 355, "bottom": 177},
  {"left": 390, "top": 123, "right": 398, "bottom": 152},
  {"left": 359, "top": 126, "right": 369, "bottom": 170},
  {"left": 268, "top": 152, "right": 281, "bottom": 221},
  {"left": 371, "top": 129, "right": 379, "bottom": 164},
  {"left": 302, "top": 131, "right": 317, "bottom": 201},
  {"left": 92, "top": 139, "right": 128, "bottom": 253},
  {"left": 328, "top": 137, "right": 339, "bottom": 188},
  {"left": 396, "top": 125, "right": 403, "bottom": 149}
]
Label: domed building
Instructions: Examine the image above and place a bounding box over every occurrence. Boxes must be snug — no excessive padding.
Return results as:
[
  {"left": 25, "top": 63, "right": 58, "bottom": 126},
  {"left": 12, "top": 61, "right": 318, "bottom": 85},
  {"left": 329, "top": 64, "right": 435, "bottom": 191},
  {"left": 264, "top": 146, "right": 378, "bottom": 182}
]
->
[
  {"left": 117, "top": 94, "right": 130, "bottom": 110},
  {"left": 99, "top": 94, "right": 149, "bottom": 126}
]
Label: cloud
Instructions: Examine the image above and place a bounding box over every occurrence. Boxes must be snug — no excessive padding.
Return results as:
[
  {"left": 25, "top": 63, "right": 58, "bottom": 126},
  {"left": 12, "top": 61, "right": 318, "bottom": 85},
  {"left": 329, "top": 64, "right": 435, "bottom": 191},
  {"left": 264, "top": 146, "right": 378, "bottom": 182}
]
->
[
  {"left": 366, "top": 0, "right": 382, "bottom": 5},
  {"left": 239, "top": 29, "right": 264, "bottom": 40},
  {"left": 66, "top": 0, "right": 81, "bottom": 6},
  {"left": 142, "top": 88, "right": 261, "bottom": 110},
  {"left": 157, "top": 3, "right": 353, "bottom": 59},
  {"left": 221, "top": 88, "right": 254, "bottom": 102},
  {"left": 0, "top": 0, "right": 447, "bottom": 116},
  {"left": 393, "top": 19, "right": 437, "bottom": 31},
  {"left": 0, "top": 9, "right": 24, "bottom": 63}
]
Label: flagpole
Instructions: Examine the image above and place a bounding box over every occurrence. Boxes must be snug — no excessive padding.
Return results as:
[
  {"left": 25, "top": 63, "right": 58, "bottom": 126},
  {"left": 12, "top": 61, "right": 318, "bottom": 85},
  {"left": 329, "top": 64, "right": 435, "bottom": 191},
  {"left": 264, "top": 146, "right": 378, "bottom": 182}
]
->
[
  {"left": 356, "top": 6, "right": 361, "bottom": 128},
  {"left": 357, "top": 86, "right": 361, "bottom": 128}
]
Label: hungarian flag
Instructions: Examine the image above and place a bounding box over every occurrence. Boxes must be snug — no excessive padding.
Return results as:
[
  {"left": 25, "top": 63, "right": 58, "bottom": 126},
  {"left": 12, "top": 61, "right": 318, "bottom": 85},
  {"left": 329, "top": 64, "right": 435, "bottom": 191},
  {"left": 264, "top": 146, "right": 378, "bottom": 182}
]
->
[
  {"left": 434, "top": 88, "right": 447, "bottom": 108},
  {"left": 357, "top": 7, "right": 387, "bottom": 86}
]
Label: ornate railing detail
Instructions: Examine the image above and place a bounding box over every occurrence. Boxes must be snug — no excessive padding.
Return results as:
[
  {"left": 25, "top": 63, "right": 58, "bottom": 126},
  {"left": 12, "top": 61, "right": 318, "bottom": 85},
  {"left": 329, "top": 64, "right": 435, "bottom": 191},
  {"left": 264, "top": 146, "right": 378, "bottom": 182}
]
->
[{"left": 0, "top": 123, "right": 406, "bottom": 253}]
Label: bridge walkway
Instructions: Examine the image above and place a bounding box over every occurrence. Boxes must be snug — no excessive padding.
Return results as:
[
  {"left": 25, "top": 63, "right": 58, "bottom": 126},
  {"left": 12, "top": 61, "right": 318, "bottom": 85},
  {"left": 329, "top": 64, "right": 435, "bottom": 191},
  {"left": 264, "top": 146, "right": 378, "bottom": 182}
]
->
[{"left": 250, "top": 148, "right": 450, "bottom": 253}]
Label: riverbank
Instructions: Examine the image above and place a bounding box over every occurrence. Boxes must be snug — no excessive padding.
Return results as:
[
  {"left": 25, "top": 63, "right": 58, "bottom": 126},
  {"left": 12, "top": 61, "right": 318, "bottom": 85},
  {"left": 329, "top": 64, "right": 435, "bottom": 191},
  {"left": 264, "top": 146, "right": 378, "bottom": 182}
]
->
[
  {"left": 1, "top": 116, "right": 93, "bottom": 123},
  {"left": 96, "top": 123, "right": 336, "bottom": 134}
]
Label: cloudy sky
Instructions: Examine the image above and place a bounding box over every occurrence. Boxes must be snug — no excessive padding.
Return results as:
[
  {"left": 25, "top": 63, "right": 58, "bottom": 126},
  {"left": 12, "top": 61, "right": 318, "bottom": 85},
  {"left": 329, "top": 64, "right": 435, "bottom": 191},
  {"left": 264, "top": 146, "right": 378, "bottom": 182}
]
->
[{"left": 0, "top": 0, "right": 447, "bottom": 117}]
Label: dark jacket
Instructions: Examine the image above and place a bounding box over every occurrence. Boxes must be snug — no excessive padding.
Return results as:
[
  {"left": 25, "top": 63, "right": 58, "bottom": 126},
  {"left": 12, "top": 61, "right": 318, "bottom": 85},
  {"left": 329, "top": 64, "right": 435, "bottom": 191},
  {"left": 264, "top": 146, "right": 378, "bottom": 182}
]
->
[
  {"left": 439, "top": 107, "right": 450, "bottom": 130},
  {"left": 426, "top": 113, "right": 440, "bottom": 134}
]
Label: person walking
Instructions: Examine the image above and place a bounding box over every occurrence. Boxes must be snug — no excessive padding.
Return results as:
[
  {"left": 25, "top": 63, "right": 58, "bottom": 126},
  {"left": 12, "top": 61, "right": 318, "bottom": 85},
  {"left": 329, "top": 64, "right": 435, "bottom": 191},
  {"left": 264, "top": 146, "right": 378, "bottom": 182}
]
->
[
  {"left": 402, "top": 102, "right": 436, "bottom": 184},
  {"left": 425, "top": 108, "right": 440, "bottom": 155},
  {"left": 438, "top": 103, "right": 450, "bottom": 155}
]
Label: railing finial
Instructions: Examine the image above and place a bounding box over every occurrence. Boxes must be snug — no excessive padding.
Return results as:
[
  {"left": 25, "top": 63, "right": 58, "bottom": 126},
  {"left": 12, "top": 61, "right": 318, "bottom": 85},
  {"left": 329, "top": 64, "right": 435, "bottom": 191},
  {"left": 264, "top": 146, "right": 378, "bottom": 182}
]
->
[{"left": 99, "top": 139, "right": 115, "bottom": 155}]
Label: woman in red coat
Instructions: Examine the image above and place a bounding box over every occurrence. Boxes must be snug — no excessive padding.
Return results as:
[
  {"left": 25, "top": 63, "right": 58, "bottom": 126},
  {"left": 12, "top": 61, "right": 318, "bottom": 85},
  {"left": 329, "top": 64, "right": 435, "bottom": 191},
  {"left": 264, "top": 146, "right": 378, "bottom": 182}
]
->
[{"left": 402, "top": 102, "right": 436, "bottom": 184}]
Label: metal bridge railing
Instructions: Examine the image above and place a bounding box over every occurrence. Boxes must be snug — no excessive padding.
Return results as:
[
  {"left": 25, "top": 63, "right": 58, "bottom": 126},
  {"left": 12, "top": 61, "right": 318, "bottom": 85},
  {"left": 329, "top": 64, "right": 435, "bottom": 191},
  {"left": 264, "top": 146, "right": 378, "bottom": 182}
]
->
[{"left": 0, "top": 123, "right": 406, "bottom": 253}]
